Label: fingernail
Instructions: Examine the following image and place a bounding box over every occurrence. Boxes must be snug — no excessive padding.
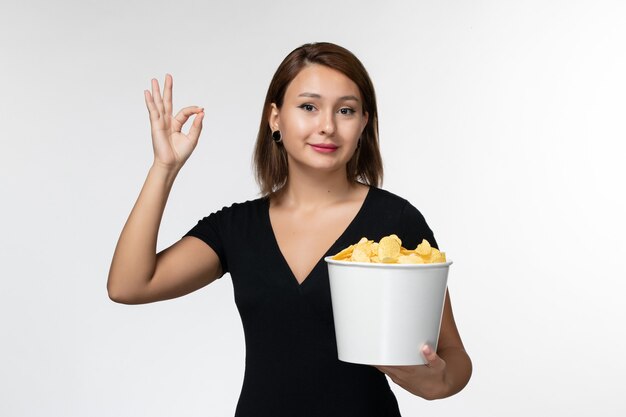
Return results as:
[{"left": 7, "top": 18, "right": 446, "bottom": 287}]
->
[{"left": 423, "top": 345, "right": 432, "bottom": 355}]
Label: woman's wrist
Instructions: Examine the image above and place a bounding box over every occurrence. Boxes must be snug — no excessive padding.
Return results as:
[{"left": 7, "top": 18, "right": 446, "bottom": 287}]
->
[{"left": 149, "top": 161, "right": 181, "bottom": 185}]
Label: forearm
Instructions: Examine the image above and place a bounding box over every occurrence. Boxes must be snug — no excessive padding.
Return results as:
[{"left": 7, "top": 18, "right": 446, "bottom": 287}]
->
[
  {"left": 379, "top": 346, "right": 472, "bottom": 401},
  {"left": 437, "top": 346, "right": 472, "bottom": 398},
  {"left": 107, "top": 163, "right": 179, "bottom": 301}
]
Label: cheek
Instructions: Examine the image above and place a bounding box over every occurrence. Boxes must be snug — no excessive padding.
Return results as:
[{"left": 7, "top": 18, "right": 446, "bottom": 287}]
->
[
  {"left": 282, "top": 111, "right": 314, "bottom": 137},
  {"left": 340, "top": 120, "right": 366, "bottom": 140}
]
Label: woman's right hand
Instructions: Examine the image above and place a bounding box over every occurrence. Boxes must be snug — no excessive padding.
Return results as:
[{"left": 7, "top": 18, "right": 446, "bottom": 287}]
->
[{"left": 144, "top": 74, "right": 204, "bottom": 172}]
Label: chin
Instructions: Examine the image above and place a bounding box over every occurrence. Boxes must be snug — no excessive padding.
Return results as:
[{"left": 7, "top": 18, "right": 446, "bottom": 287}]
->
[
  {"left": 311, "top": 161, "right": 351, "bottom": 174},
  {"left": 289, "top": 150, "right": 353, "bottom": 172}
]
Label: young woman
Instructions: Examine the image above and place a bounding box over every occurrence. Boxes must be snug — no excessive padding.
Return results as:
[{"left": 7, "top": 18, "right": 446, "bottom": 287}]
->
[{"left": 108, "top": 42, "right": 472, "bottom": 416}]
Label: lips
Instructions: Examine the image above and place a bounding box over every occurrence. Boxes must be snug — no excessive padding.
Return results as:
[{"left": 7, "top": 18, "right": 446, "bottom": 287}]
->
[{"left": 310, "top": 143, "right": 339, "bottom": 153}]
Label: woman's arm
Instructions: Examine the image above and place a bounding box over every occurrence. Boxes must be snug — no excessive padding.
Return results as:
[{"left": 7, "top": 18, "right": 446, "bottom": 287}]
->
[
  {"left": 374, "top": 290, "right": 472, "bottom": 400},
  {"left": 106, "top": 164, "right": 222, "bottom": 304},
  {"left": 107, "top": 75, "right": 220, "bottom": 304}
]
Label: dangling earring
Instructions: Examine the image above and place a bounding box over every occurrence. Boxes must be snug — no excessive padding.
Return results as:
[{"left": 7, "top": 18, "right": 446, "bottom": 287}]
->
[
  {"left": 272, "top": 130, "right": 282, "bottom": 143},
  {"left": 357, "top": 137, "right": 362, "bottom": 148}
]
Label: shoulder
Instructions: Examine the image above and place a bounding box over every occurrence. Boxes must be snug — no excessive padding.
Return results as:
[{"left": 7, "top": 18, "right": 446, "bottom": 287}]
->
[
  {"left": 365, "top": 186, "right": 437, "bottom": 249},
  {"left": 367, "top": 186, "right": 411, "bottom": 204},
  {"left": 366, "top": 186, "right": 419, "bottom": 218},
  {"left": 209, "top": 196, "right": 267, "bottom": 218},
  {"left": 188, "top": 196, "right": 267, "bottom": 232}
]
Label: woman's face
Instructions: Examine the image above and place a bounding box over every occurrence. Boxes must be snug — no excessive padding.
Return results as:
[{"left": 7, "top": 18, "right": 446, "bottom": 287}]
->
[{"left": 269, "top": 64, "right": 368, "bottom": 176}]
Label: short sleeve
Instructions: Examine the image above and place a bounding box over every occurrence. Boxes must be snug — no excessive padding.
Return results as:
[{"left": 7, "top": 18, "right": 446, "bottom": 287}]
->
[
  {"left": 183, "top": 210, "right": 229, "bottom": 275},
  {"left": 397, "top": 201, "right": 438, "bottom": 250}
]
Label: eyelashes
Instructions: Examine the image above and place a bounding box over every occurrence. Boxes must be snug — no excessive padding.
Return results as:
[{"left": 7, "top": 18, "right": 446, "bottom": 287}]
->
[
  {"left": 298, "top": 103, "right": 357, "bottom": 115},
  {"left": 299, "top": 103, "right": 316, "bottom": 112},
  {"left": 339, "top": 108, "right": 355, "bottom": 115}
]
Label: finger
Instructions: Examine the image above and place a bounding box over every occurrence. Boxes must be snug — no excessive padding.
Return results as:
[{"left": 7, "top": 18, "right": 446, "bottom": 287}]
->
[
  {"left": 171, "top": 106, "right": 204, "bottom": 132},
  {"left": 144, "top": 90, "right": 160, "bottom": 122},
  {"left": 163, "top": 73, "right": 173, "bottom": 117},
  {"left": 152, "top": 78, "right": 165, "bottom": 115},
  {"left": 187, "top": 111, "right": 204, "bottom": 142},
  {"left": 422, "top": 345, "right": 445, "bottom": 370}
]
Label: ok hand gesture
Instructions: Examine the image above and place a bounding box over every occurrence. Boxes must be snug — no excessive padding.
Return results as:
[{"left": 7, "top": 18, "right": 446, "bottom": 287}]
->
[{"left": 144, "top": 74, "right": 204, "bottom": 172}]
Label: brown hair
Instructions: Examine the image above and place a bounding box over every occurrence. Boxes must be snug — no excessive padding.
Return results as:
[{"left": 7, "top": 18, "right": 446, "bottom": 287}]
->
[{"left": 253, "top": 42, "right": 383, "bottom": 196}]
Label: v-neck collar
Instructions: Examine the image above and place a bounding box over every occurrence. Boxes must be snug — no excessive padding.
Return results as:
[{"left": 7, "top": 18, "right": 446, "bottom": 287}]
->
[{"left": 264, "top": 186, "right": 373, "bottom": 289}]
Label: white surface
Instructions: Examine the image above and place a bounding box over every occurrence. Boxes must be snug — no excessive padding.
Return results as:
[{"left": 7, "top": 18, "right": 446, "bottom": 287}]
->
[
  {"left": 327, "top": 259, "right": 451, "bottom": 365},
  {"left": 1, "top": 1, "right": 625, "bottom": 416}
]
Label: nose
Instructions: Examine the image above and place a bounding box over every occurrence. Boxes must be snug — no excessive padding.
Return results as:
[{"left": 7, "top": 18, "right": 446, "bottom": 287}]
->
[{"left": 319, "top": 110, "right": 336, "bottom": 136}]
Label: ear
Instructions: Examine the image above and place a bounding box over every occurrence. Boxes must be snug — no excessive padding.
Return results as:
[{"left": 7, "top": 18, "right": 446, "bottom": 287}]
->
[{"left": 268, "top": 103, "right": 280, "bottom": 131}]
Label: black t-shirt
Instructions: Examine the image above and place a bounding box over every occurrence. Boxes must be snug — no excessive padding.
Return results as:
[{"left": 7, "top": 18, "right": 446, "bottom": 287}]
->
[{"left": 184, "top": 186, "right": 437, "bottom": 417}]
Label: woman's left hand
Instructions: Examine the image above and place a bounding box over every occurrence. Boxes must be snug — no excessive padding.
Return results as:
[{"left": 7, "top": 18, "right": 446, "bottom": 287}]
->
[{"left": 373, "top": 345, "right": 449, "bottom": 400}]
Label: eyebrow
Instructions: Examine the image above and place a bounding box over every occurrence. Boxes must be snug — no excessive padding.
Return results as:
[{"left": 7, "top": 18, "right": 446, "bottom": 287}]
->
[{"left": 298, "top": 92, "right": 361, "bottom": 102}]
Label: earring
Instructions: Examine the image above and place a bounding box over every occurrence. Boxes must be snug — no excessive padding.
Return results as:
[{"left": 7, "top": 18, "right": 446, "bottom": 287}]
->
[
  {"left": 272, "top": 130, "right": 282, "bottom": 143},
  {"left": 357, "top": 137, "right": 362, "bottom": 148}
]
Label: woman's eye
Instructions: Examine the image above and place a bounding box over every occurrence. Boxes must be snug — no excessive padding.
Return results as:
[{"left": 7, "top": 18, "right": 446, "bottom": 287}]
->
[
  {"left": 339, "top": 107, "right": 355, "bottom": 115},
  {"left": 299, "top": 104, "right": 316, "bottom": 112}
]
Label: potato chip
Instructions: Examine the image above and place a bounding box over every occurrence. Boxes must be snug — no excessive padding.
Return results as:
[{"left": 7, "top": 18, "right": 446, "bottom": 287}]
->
[
  {"left": 398, "top": 254, "right": 424, "bottom": 264},
  {"left": 351, "top": 247, "right": 371, "bottom": 262},
  {"left": 400, "top": 248, "right": 412, "bottom": 255},
  {"left": 428, "top": 249, "right": 446, "bottom": 263},
  {"left": 331, "top": 235, "right": 447, "bottom": 264},
  {"left": 415, "top": 239, "right": 432, "bottom": 256},
  {"left": 378, "top": 236, "right": 401, "bottom": 263},
  {"left": 332, "top": 244, "right": 355, "bottom": 260},
  {"left": 353, "top": 238, "right": 374, "bottom": 257}
]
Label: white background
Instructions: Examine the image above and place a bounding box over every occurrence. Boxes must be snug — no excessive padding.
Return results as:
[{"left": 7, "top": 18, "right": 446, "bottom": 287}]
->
[{"left": 1, "top": 0, "right": 625, "bottom": 416}]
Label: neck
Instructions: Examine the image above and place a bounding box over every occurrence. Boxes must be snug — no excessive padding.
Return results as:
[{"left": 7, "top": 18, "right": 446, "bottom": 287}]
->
[{"left": 273, "top": 164, "right": 357, "bottom": 209}]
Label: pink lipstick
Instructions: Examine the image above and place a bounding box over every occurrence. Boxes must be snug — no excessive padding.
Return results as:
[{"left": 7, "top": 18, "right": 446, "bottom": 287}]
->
[{"left": 310, "top": 143, "right": 338, "bottom": 153}]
